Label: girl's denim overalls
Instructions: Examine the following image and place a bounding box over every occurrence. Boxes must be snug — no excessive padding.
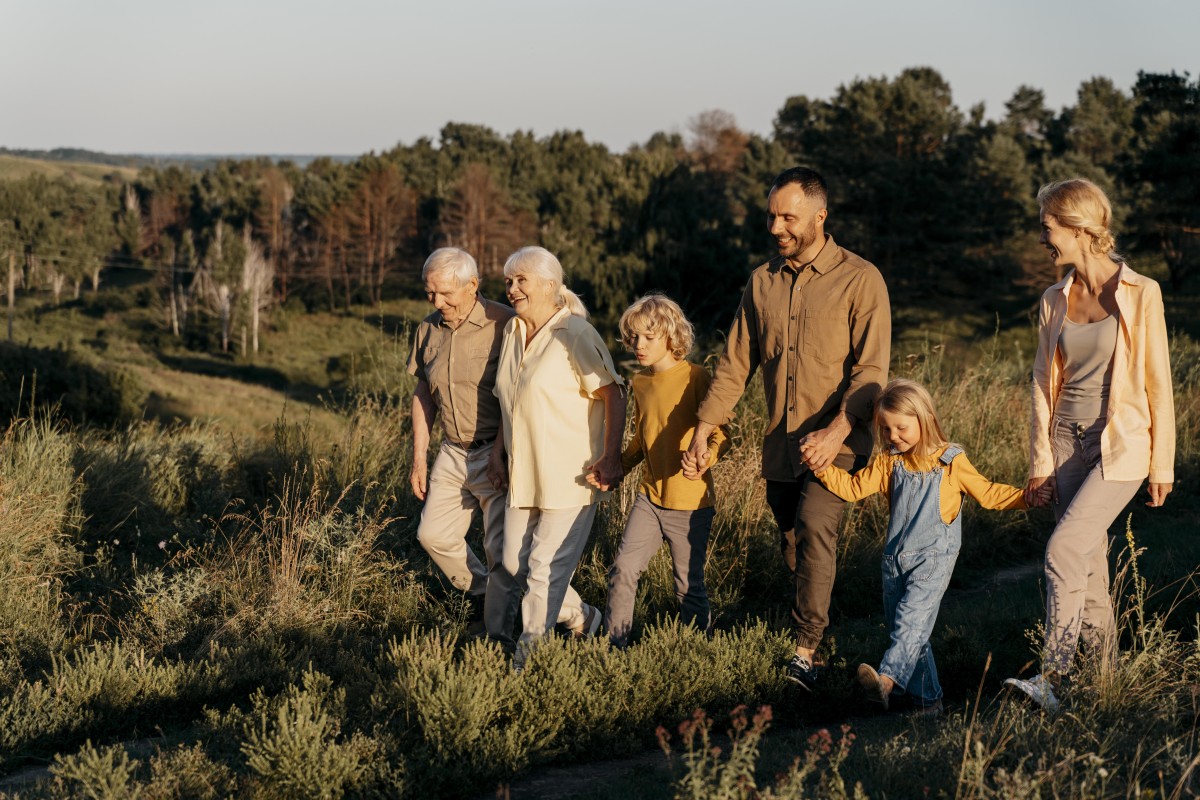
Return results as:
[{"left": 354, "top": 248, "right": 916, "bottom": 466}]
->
[{"left": 879, "top": 445, "right": 963, "bottom": 705}]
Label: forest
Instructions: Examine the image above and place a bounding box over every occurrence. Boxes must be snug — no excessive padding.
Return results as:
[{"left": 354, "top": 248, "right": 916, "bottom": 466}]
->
[
  {"left": 1, "top": 68, "right": 1198, "bottom": 352},
  {"left": 0, "top": 67, "right": 1197, "bottom": 799}
]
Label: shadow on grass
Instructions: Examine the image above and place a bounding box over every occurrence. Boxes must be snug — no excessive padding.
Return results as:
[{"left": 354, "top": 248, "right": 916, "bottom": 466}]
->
[{"left": 154, "top": 353, "right": 328, "bottom": 405}]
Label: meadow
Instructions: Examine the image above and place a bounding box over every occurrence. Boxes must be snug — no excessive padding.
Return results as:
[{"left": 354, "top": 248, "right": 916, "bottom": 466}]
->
[{"left": 0, "top": 275, "right": 1197, "bottom": 799}]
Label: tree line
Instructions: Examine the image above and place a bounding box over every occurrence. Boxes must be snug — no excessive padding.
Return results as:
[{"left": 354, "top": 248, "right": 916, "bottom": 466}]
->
[{"left": 0, "top": 68, "right": 1196, "bottom": 352}]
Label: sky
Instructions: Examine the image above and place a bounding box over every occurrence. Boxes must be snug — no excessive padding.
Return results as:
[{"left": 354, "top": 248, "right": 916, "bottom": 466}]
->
[{"left": 1, "top": 0, "right": 1196, "bottom": 156}]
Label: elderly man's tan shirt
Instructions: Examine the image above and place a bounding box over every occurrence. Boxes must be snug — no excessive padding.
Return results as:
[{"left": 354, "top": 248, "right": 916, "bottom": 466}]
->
[
  {"left": 696, "top": 234, "right": 891, "bottom": 481},
  {"left": 406, "top": 296, "right": 515, "bottom": 445}
]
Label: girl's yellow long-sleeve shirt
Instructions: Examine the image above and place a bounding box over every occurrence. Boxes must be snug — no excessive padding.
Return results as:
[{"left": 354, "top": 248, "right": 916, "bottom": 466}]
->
[
  {"left": 815, "top": 445, "right": 1026, "bottom": 523},
  {"left": 622, "top": 361, "right": 730, "bottom": 510}
]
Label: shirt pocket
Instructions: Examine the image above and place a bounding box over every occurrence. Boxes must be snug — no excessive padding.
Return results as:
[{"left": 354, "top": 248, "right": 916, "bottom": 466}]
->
[
  {"left": 471, "top": 345, "right": 499, "bottom": 390},
  {"left": 757, "top": 312, "right": 787, "bottom": 363},
  {"left": 422, "top": 344, "right": 444, "bottom": 383},
  {"left": 801, "top": 307, "right": 850, "bottom": 365}
]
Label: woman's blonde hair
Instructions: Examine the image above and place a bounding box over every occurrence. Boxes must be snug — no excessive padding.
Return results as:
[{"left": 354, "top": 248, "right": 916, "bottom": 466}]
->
[
  {"left": 618, "top": 293, "right": 695, "bottom": 359},
  {"left": 502, "top": 246, "right": 588, "bottom": 319},
  {"left": 1036, "top": 178, "right": 1123, "bottom": 263},
  {"left": 874, "top": 378, "right": 948, "bottom": 457}
]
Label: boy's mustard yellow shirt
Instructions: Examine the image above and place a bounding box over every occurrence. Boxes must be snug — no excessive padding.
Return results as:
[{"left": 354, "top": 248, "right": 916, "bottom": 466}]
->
[
  {"left": 622, "top": 361, "right": 730, "bottom": 510},
  {"left": 815, "top": 445, "right": 1025, "bottom": 524}
]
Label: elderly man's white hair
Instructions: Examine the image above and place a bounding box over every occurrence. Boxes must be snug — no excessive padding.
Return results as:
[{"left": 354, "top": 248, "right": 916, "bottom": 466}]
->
[{"left": 422, "top": 247, "right": 479, "bottom": 285}]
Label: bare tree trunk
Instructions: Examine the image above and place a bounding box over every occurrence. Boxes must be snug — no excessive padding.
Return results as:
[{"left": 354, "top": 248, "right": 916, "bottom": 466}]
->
[
  {"left": 7, "top": 252, "right": 16, "bottom": 342},
  {"left": 240, "top": 325, "right": 247, "bottom": 356},
  {"left": 251, "top": 285, "right": 260, "bottom": 354},
  {"left": 324, "top": 245, "right": 336, "bottom": 310},
  {"left": 51, "top": 273, "right": 65, "bottom": 303},
  {"left": 169, "top": 288, "right": 179, "bottom": 337},
  {"left": 218, "top": 285, "right": 231, "bottom": 352},
  {"left": 73, "top": 280, "right": 82, "bottom": 299},
  {"left": 90, "top": 267, "right": 101, "bottom": 292}
]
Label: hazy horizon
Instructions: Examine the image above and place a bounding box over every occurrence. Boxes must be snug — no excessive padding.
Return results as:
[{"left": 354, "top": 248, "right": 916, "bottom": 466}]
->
[{"left": 2, "top": 0, "right": 1196, "bottom": 156}]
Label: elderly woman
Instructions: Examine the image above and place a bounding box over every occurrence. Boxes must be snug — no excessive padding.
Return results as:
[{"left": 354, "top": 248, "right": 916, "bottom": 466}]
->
[
  {"left": 489, "top": 246, "right": 626, "bottom": 665},
  {"left": 1006, "top": 179, "right": 1175, "bottom": 711}
]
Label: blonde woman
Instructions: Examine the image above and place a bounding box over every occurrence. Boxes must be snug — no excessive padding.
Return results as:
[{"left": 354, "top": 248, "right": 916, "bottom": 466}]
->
[
  {"left": 1006, "top": 179, "right": 1176, "bottom": 712},
  {"left": 490, "top": 246, "right": 625, "bottom": 667}
]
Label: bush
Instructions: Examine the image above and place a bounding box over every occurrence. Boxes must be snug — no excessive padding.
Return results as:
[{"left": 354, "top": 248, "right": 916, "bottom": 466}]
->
[
  {"left": 239, "top": 670, "right": 373, "bottom": 800},
  {"left": 0, "top": 342, "right": 148, "bottom": 426}
]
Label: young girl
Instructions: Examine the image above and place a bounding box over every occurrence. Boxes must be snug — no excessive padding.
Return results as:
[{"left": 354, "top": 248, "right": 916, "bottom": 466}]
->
[
  {"left": 595, "top": 293, "right": 729, "bottom": 648},
  {"left": 802, "top": 379, "right": 1034, "bottom": 715}
]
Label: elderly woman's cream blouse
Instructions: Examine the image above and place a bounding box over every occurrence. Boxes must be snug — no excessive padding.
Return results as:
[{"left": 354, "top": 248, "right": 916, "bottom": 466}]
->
[{"left": 494, "top": 306, "right": 623, "bottom": 509}]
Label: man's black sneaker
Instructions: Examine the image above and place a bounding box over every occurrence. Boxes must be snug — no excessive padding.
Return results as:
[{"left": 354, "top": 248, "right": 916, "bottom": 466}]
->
[{"left": 784, "top": 654, "right": 820, "bottom": 691}]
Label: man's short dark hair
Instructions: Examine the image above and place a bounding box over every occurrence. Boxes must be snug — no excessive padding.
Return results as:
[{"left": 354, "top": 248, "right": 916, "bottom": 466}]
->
[{"left": 771, "top": 167, "right": 828, "bottom": 207}]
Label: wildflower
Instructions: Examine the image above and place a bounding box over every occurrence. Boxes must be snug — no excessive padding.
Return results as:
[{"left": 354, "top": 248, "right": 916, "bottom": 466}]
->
[{"left": 158, "top": 540, "right": 167, "bottom": 550}]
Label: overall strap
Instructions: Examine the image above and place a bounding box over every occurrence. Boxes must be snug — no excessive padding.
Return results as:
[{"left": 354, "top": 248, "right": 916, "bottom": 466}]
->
[{"left": 939, "top": 444, "right": 964, "bottom": 465}]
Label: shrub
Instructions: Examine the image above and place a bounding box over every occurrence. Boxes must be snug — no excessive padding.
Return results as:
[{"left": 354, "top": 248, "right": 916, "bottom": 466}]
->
[
  {"left": 0, "top": 342, "right": 147, "bottom": 427},
  {"left": 0, "top": 415, "right": 82, "bottom": 669},
  {"left": 239, "top": 670, "right": 372, "bottom": 800},
  {"left": 49, "top": 740, "right": 141, "bottom": 800}
]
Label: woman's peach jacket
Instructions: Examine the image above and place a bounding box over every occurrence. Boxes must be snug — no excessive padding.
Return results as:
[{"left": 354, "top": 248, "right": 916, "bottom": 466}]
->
[{"left": 1030, "top": 263, "right": 1175, "bottom": 484}]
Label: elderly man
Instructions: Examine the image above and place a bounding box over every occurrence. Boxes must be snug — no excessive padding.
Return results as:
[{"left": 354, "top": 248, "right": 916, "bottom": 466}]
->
[
  {"left": 407, "top": 247, "right": 597, "bottom": 643},
  {"left": 684, "top": 167, "right": 891, "bottom": 691}
]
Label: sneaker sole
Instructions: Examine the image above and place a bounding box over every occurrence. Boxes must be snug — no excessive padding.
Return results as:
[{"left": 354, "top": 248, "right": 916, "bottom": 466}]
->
[
  {"left": 783, "top": 672, "right": 814, "bottom": 692},
  {"left": 570, "top": 604, "right": 602, "bottom": 639},
  {"left": 1003, "top": 678, "right": 1060, "bottom": 713},
  {"left": 856, "top": 663, "right": 889, "bottom": 710}
]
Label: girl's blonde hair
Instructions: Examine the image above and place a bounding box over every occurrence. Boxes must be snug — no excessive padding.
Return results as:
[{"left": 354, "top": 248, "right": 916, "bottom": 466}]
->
[
  {"left": 1036, "top": 178, "right": 1123, "bottom": 263},
  {"left": 618, "top": 293, "right": 695, "bottom": 359},
  {"left": 875, "top": 378, "right": 948, "bottom": 457},
  {"left": 503, "top": 246, "right": 588, "bottom": 319}
]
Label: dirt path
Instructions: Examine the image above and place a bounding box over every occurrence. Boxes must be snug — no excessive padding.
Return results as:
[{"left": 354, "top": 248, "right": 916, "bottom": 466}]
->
[
  {"left": 471, "top": 557, "right": 1046, "bottom": 799},
  {"left": 1, "top": 561, "right": 1046, "bottom": 799},
  {"left": 476, "top": 747, "right": 670, "bottom": 800}
]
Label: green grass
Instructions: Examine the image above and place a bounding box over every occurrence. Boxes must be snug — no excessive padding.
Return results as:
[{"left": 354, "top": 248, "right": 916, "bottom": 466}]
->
[{"left": 0, "top": 276, "right": 1197, "bottom": 798}]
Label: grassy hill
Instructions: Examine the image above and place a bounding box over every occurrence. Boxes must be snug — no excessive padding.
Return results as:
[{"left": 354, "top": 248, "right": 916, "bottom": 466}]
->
[
  {"left": 0, "top": 154, "right": 137, "bottom": 185},
  {"left": 3, "top": 270, "right": 429, "bottom": 440},
  {"left": 0, "top": 257, "right": 1197, "bottom": 797}
]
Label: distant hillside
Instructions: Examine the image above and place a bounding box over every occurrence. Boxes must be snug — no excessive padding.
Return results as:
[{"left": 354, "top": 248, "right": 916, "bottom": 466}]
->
[
  {"left": 0, "top": 146, "right": 358, "bottom": 172},
  {"left": 0, "top": 153, "right": 138, "bottom": 185},
  {"left": 0, "top": 146, "right": 142, "bottom": 167}
]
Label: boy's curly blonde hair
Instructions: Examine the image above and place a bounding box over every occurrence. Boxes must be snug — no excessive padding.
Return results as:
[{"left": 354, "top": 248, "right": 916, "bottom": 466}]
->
[{"left": 618, "top": 293, "right": 695, "bottom": 360}]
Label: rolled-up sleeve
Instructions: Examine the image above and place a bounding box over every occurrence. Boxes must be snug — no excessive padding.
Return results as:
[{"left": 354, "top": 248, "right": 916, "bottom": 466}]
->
[
  {"left": 568, "top": 322, "right": 623, "bottom": 398},
  {"left": 1144, "top": 282, "right": 1176, "bottom": 484},
  {"left": 406, "top": 324, "right": 427, "bottom": 380},
  {"left": 697, "top": 282, "right": 758, "bottom": 426},
  {"left": 841, "top": 270, "right": 891, "bottom": 424},
  {"left": 1029, "top": 293, "right": 1057, "bottom": 480}
]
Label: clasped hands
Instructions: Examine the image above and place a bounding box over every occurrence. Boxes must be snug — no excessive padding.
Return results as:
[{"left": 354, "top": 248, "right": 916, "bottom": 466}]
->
[
  {"left": 585, "top": 455, "right": 624, "bottom": 492},
  {"left": 1024, "top": 476, "right": 1055, "bottom": 508}
]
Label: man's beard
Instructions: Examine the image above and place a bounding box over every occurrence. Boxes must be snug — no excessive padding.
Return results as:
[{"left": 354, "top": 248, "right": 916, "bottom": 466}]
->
[{"left": 778, "top": 219, "right": 819, "bottom": 260}]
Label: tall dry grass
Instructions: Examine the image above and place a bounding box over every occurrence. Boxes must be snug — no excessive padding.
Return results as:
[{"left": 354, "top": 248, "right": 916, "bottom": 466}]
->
[{"left": 0, "top": 328, "right": 1197, "bottom": 798}]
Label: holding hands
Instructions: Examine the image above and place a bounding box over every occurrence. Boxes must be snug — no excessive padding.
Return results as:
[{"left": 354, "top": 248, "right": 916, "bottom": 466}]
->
[
  {"left": 585, "top": 454, "right": 624, "bottom": 492},
  {"left": 486, "top": 443, "right": 509, "bottom": 492},
  {"left": 1023, "top": 476, "right": 1055, "bottom": 508},
  {"left": 682, "top": 421, "right": 718, "bottom": 481}
]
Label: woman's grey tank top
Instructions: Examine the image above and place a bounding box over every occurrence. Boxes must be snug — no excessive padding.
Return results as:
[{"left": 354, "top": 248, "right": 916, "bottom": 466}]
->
[{"left": 1057, "top": 314, "right": 1118, "bottom": 423}]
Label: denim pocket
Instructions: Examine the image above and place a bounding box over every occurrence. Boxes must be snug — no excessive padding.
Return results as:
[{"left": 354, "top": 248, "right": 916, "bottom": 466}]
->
[{"left": 896, "top": 545, "right": 959, "bottom": 581}]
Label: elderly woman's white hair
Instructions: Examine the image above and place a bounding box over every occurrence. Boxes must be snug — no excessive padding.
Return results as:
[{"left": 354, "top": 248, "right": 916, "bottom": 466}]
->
[
  {"left": 422, "top": 247, "right": 479, "bottom": 285},
  {"left": 503, "top": 246, "right": 588, "bottom": 319}
]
